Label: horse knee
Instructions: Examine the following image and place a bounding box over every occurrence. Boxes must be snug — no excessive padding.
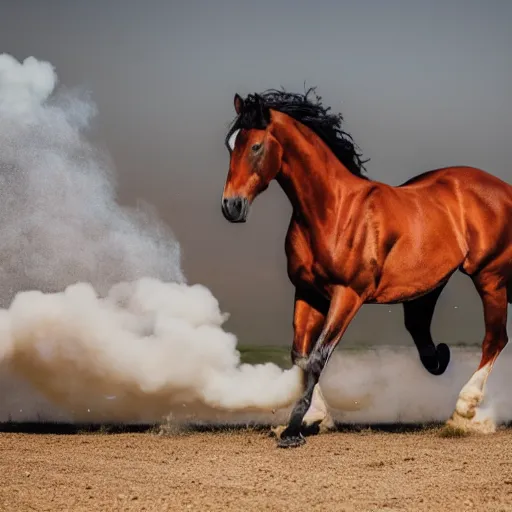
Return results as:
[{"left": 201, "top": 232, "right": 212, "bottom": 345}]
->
[{"left": 291, "top": 349, "right": 308, "bottom": 371}]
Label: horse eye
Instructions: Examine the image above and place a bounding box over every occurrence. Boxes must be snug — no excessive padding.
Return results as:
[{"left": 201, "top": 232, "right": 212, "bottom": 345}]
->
[{"left": 251, "top": 143, "right": 262, "bottom": 152}]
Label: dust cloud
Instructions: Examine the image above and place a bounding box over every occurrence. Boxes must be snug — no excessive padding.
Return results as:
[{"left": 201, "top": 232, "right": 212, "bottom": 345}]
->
[{"left": 0, "top": 53, "right": 301, "bottom": 423}]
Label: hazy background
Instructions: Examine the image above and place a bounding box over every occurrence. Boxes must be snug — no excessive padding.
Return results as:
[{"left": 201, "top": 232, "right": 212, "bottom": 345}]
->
[{"left": 0, "top": 0, "right": 511, "bottom": 347}]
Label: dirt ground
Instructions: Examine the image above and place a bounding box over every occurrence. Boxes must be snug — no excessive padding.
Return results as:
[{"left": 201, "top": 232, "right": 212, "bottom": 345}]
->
[{"left": 1, "top": 425, "right": 512, "bottom": 512}]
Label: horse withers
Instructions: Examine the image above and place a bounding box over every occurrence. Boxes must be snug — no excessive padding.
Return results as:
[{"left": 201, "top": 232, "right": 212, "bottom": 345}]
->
[{"left": 221, "top": 88, "right": 512, "bottom": 448}]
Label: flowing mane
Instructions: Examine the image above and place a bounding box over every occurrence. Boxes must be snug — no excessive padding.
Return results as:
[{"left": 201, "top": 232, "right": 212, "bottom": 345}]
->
[{"left": 225, "top": 87, "right": 369, "bottom": 178}]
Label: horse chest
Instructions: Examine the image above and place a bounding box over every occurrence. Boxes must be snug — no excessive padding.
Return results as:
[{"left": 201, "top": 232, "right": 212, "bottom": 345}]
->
[
  {"left": 285, "top": 223, "right": 333, "bottom": 291},
  {"left": 285, "top": 219, "right": 376, "bottom": 297}
]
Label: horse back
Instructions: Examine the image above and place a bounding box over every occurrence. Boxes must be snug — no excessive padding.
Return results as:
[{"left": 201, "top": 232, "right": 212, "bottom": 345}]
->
[
  {"left": 357, "top": 166, "right": 512, "bottom": 302},
  {"left": 396, "top": 166, "right": 512, "bottom": 278}
]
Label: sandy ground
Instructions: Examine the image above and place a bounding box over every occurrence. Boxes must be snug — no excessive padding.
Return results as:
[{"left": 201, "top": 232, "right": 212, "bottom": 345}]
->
[{"left": 1, "top": 426, "right": 512, "bottom": 512}]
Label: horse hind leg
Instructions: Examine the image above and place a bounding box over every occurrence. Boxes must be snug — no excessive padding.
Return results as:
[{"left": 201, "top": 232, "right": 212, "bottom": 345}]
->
[
  {"left": 446, "top": 272, "right": 508, "bottom": 433},
  {"left": 300, "top": 383, "right": 335, "bottom": 435},
  {"left": 403, "top": 283, "right": 451, "bottom": 375}
]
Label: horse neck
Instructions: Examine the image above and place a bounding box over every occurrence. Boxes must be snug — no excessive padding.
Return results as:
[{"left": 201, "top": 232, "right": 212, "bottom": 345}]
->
[{"left": 272, "top": 115, "right": 364, "bottom": 226}]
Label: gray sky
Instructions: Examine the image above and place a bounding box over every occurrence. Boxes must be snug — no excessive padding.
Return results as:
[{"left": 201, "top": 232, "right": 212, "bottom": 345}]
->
[{"left": 1, "top": 0, "right": 511, "bottom": 346}]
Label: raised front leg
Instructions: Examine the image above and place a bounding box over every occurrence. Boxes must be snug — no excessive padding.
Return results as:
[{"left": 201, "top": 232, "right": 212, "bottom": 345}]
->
[{"left": 278, "top": 286, "right": 363, "bottom": 448}]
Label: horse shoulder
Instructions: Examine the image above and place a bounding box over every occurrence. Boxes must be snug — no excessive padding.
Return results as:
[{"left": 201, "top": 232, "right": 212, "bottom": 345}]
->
[
  {"left": 322, "top": 185, "right": 389, "bottom": 295},
  {"left": 285, "top": 219, "right": 316, "bottom": 287}
]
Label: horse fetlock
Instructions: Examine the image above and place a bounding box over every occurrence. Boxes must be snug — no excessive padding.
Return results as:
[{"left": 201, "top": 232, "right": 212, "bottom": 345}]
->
[
  {"left": 421, "top": 343, "right": 450, "bottom": 375},
  {"left": 302, "top": 384, "right": 332, "bottom": 428},
  {"left": 420, "top": 350, "right": 439, "bottom": 372},
  {"left": 455, "top": 388, "right": 483, "bottom": 419},
  {"left": 446, "top": 409, "right": 496, "bottom": 435}
]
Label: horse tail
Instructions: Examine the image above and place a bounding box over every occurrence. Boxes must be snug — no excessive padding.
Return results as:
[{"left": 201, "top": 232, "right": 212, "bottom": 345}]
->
[{"left": 507, "top": 277, "right": 512, "bottom": 304}]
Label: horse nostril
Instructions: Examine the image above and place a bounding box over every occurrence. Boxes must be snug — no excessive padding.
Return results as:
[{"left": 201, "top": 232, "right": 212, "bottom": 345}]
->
[
  {"left": 222, "top": 198, "right": 230, "bottom": 215},
  {"left": 222, "top": 196, "right": 248, "bottom": 222}
]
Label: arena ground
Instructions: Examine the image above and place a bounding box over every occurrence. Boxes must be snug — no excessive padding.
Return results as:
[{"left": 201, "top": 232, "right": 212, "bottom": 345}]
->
[{"left": 1, "top": 423, "right": 512, "bottom": 511}]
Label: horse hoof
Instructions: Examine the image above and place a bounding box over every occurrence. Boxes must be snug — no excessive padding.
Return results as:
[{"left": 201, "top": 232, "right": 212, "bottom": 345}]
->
[
  {"left": 422, "top": 343, "right": 450, "bottom": 376},
  {"left": 436, "top": 343, "right": 450, "bottom": 373},
  {"left": 277, "top": 432, "right": 306, "bottom": 448},
  {"left": 300, "top": 421, "right": 321, "bottom": 437}
]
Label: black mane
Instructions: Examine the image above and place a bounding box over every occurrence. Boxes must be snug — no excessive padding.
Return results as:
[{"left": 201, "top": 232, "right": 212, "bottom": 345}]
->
[{"left": 225, "top": 87, "right": 369, "bottom": 178}]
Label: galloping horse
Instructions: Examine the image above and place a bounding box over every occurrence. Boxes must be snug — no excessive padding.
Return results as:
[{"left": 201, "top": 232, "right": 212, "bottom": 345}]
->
[{"left": 221, "top": 88, "right": 512, "bottom": 448}]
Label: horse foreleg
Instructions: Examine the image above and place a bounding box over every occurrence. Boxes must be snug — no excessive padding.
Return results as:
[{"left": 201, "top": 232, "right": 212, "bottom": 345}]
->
[
  {"left": 271, "top": 384, "right": 334, "bottom": 440},
  {"left": 277, "top": 286, "right": 362, "bottom": 448},
  {"left": 272, "top": 289, "right": 333, "bottom": 439},
  {"left": 446, "top": 273, "right": 508, "bottom": 433},
  {"left": 403, "top": 283, "right": 451, "bottom": 375}
]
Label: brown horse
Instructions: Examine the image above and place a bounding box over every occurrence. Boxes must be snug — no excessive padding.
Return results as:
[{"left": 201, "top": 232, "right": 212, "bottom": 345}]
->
[{"left": 221, "top": 88, "right": 512, "bottom": 448}]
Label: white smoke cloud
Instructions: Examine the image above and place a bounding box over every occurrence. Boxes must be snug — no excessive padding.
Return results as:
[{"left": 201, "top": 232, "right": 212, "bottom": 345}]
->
[
  {"left": 0, "top": 53, "right": 185, "bottom": 305},
  {"left": 0, "top": 54, "right": 56, "bottom": 118},
  {"left": 0, "top": 53, "right": 302, "bottom": 422},
  {"left": 1, "top": 279, "right": 302, "bottom": 422}
]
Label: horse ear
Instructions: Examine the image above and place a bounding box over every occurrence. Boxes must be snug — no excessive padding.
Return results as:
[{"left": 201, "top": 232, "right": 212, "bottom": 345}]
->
[{"left": 234, "top": 94, "right": 244, "bottom": 115}]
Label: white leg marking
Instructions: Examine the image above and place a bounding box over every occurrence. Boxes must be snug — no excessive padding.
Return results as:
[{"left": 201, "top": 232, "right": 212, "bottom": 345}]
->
[
  {"left": 303, "top": 384, "right": 335, "bottom": 432},
  {"left": 447, "top": 361, "right": 496, "bottom": 433},
  {"left": 455, "top": 363, "right": 491, "bottom": 418}
]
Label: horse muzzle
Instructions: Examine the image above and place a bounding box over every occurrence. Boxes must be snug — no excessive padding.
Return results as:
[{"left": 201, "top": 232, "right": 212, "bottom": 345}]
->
[{"left": 221, "top": 196, "right": 249, "bottom": 223}]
